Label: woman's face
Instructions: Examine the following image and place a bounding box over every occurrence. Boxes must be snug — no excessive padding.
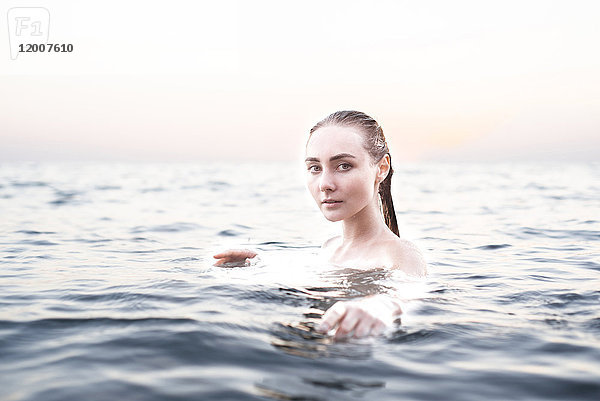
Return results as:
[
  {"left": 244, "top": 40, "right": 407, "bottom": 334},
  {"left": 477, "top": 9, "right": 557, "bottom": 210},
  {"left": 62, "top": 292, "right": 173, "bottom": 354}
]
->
[{"left": 305, "top": 125, "right": 381, "bottom": 222}]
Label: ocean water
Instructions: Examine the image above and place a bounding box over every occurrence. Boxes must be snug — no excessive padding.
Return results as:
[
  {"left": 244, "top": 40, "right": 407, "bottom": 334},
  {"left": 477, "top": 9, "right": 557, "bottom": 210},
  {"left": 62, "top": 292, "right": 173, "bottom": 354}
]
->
[{"left": 1, "top": 161, "right": 599, "bottom": 401}]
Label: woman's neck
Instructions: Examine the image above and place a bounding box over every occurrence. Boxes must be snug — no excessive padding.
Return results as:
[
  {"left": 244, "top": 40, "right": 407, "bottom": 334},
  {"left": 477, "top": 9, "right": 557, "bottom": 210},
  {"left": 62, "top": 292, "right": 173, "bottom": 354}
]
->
[{"left": 340, "top": 197, "right": 389, "bottom": 247}]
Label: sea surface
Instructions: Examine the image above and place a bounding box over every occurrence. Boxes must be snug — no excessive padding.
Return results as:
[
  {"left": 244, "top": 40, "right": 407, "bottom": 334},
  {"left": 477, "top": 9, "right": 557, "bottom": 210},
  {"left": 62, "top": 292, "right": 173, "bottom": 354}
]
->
[{"left": 1, "top": 161, "right": 599, "bottom": 401}]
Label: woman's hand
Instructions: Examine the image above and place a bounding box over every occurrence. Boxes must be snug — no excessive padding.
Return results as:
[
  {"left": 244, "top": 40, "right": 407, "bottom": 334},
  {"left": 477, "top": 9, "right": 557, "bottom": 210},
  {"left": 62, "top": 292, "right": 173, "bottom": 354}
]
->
[
  {"left": 213, "top": 249, "right": 258, "bottom": 267},
  {"left": 316, "top": 294, "right": 402, "bottom": 340}
]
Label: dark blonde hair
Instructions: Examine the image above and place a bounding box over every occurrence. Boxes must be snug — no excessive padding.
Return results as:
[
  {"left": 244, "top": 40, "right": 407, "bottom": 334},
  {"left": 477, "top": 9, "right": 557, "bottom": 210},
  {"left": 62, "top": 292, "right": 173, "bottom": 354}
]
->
[{"left": 308, "top": 110, "right": 400, "bottom": 237}]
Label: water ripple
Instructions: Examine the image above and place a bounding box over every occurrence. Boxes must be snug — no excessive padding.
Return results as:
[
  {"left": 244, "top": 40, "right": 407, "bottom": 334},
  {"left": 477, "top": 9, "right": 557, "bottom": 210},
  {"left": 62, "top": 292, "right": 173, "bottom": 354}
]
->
[{"left": 131, "top": 223, "right": 202, "bottom": 233}]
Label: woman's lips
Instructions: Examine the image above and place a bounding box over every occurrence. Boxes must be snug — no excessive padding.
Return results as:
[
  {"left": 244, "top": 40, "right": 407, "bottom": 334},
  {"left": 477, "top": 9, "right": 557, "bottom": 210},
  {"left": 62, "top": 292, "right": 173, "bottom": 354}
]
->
[{"left": 322, "top": 200, "right": 343, "bottom": 208}]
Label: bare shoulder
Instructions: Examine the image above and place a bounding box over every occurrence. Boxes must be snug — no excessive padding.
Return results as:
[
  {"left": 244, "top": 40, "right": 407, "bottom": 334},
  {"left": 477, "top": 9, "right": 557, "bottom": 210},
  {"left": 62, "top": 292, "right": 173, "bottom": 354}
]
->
[
  {"left": 321, "top": 235, "right": 342, "bottom": 250},
  {"left": 386, "top": 237, "right": 427, "bottom": 277}
]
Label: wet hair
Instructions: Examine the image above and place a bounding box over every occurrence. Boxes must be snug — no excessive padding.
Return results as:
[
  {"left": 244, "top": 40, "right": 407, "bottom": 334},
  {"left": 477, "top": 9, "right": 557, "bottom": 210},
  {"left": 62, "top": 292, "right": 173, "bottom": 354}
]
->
[{"left": 308, "top": 110, "right": 400, "bottom": 237}]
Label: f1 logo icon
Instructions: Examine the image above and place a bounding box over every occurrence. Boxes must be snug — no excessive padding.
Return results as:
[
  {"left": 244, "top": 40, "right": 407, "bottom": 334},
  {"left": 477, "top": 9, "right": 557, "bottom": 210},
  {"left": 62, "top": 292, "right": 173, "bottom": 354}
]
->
[{"left": 7, "top": 7, "right": 50, "bottom": 60}]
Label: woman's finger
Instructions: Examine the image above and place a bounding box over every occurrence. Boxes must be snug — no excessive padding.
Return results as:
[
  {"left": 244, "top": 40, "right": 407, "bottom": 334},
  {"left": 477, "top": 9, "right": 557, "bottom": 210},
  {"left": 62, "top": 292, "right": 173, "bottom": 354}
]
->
[
  {"left": 316, "top": 301, "right": 347, "bottom": 333},
  {"left": 370, "top": 320, "right": 387, "bottom": 336},
  {"left": 334, "top": 307, "right": 362, "bottom": 339},
  {"left": 213, "top": 249, "right": 257, "bottom": 260},
  {"left": 213, "top": 250, "right": 244, "bottom": 259},
  {"left": 213, "top": 258, "right": 228, "bottom": 266},
  {"left": 353, "top": 320, "right": 373, "bottom": 338}
]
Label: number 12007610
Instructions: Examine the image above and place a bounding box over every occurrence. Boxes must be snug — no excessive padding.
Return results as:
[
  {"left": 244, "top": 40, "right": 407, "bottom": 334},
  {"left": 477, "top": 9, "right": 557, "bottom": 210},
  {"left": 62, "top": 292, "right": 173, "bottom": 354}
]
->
[{"left": 19, "top": 43, "right": 73, "bottom": 52}]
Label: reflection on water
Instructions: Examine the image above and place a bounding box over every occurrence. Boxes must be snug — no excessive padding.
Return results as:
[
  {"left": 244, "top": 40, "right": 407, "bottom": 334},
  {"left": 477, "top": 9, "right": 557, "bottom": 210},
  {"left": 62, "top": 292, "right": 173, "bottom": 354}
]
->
[{"left": 256, "top": 373, "right": 386, "bottom": 401}]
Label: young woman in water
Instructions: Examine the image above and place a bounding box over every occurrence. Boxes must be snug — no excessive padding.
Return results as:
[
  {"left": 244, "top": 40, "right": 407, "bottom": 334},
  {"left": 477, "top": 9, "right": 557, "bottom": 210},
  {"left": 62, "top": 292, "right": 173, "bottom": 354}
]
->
[{"left": 213, "top": 110, "right": 427, "bottom": 340}]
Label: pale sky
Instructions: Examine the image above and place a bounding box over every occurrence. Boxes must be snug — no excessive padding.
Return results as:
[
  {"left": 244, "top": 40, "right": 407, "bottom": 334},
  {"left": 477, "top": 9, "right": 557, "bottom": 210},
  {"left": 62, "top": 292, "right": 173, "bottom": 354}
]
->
[{"left": 1, "top": 0, "right": 599, "bottom": 162}]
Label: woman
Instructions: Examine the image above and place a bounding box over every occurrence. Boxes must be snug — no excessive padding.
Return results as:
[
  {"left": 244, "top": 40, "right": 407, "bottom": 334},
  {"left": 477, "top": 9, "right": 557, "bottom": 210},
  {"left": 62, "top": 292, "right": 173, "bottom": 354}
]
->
[{"left": 213, "top": 110, "right": 427, "bottom": 340}]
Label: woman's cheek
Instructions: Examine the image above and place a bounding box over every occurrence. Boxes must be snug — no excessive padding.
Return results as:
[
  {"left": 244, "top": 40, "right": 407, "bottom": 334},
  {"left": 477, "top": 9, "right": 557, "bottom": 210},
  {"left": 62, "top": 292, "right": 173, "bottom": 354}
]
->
[{"left": 308, "top": 179, "right": 320, "bottom": 202}]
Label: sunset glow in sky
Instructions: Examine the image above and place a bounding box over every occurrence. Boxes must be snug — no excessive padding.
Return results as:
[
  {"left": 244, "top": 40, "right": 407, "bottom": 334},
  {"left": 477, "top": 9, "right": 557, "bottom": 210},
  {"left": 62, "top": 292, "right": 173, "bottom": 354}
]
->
[{"left": 1, "top": 0, "right": 598, "bottom": 162}]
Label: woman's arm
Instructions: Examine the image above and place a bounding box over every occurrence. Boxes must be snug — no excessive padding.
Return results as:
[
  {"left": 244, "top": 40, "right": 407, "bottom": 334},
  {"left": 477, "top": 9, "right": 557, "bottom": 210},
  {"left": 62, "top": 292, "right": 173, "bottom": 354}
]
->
[{"left": 213, "top": 249, "right": 258, "bottom": 267}]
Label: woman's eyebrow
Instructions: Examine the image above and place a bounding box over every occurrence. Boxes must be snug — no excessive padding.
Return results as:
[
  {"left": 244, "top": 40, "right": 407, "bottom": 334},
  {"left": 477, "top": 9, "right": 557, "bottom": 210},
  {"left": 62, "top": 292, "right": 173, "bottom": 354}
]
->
[{"left": 305, "top": 153, "right": 357, "bottom": 163}]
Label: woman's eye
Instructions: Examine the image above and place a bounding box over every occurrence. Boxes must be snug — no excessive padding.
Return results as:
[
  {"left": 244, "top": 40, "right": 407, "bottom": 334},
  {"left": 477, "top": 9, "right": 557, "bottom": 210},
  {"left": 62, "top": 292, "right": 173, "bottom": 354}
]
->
[
  {"left": 338, "top": 163, "right": 352, "bottom": 171},
  {"left": 308, "top": 165, "right": 321, "bottom": 173}
]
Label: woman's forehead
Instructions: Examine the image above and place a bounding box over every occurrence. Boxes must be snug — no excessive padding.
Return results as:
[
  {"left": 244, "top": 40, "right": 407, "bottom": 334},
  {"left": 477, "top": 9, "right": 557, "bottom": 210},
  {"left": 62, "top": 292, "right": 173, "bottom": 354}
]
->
[{"left": 305, "top": 126, "right": 366, "bottom": 158}]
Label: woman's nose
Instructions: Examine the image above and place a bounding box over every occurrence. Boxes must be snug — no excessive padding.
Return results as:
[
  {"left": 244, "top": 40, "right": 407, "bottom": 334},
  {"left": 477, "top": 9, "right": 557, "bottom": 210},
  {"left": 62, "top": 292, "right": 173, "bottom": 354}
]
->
[{"left": 319, "top": 170, "right": 336, "bottom": 192}]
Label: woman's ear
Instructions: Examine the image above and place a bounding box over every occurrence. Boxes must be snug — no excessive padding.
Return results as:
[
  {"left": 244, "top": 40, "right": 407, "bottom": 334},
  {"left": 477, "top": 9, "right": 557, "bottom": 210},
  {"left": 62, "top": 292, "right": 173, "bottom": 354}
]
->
[{"left": 376, "top": 154, "right": 391, "bottom": 183}]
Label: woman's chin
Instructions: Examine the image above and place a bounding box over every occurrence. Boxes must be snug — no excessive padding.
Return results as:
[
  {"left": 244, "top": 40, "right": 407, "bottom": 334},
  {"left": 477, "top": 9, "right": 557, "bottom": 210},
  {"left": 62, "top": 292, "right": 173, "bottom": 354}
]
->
[{"left": 321, "top": 212, "right": 344, "bottom": 222}]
